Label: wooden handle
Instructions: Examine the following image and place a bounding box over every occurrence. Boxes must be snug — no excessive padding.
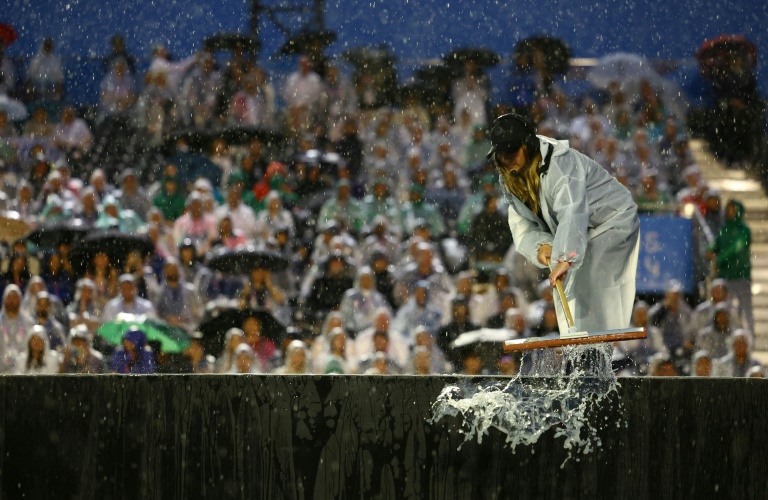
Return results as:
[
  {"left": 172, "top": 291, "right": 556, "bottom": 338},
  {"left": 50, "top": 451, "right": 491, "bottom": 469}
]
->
[{"left": 547, "top": 258, "right": 575, "bottom": 328}]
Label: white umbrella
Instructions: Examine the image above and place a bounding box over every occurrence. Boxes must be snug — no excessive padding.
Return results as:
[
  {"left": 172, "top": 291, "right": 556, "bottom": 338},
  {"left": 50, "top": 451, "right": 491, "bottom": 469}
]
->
[
  {"left": 586, "top": 52, "right": 660, "bottom": 91},
  {"left": 0, "top": 94, "right": 28, "bottom": 121},
  {"left": 450, "top": 328, "right": 519, "bottom": 349},
  {"left": 587, "top": 52, "right": 687, "bottom": 118}
]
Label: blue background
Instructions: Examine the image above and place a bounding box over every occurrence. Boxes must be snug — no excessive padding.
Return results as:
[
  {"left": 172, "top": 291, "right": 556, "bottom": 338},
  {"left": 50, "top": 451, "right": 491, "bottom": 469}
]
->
[
  {"left": 3, "top": 0, "right": 767, "bottom": 104},
  {"left": 637, "top": 216, "right": 694, "bottom": 294}
]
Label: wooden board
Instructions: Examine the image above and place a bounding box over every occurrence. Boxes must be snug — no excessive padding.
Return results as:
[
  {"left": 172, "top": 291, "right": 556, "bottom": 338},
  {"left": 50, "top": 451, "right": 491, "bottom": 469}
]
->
[{"left": 503, "top": 327, "right": 646, "bottom": 352}]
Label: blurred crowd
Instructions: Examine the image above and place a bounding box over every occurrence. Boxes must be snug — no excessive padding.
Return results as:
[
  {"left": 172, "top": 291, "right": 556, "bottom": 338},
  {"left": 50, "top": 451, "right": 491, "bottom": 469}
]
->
[{"left": 0, "top": 33, "right": 763, "bottom": 378}]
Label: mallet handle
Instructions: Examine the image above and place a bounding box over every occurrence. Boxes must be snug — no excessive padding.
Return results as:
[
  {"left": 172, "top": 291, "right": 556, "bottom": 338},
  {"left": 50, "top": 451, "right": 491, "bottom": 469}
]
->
[{"left": 548, "top": 258, "right": 576, "bottom": 328}]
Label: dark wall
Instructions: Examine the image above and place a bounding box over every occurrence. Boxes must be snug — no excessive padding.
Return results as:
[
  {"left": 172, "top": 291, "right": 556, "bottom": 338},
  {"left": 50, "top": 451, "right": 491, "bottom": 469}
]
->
[
  {"left": 1, "top": 375, "right": 766, "bottom": 499},
  {"left": 5, "top": 0, "right": 768, "bottom": 103}
]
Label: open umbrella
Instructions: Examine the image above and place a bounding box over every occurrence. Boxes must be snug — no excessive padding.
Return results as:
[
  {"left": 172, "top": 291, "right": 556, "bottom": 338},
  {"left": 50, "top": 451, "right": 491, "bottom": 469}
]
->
[
  {"left": 207, "top": 246, "right": 289, "bottom": 274},
  {"left": 278, "top": 30, "right": 337, "bottom": 56},
  {"left": 696, "top": 35, "right": 758, "bottom": 81},
  {"left": 22, "top": 219, "right": 89, "bottom": 249},
  {"left": 97, "top": 313, "right": 191, "bottom": 353},
  {"left": 450, "top": 328, "right": 518, "bottom": 349},
  {"left": 696, "top": 34, "right": 757, "bottom": 67},
  {"left": 443, "top": 47, "right": 500, "bottom": 68},
  {"left": 0, "top": 24, "right": 17, "bottom": 46},
  {"left": 164, "top": 127, "right": 216, "bottom": 152},
  {"left": 198, "top": 307, "right": 285, "bottom": 356},
  {"left": 203, "top": 32, "right": 260, "bottom": 56},
  {"left": 0, "top": 94, "right": 28, "bottom": 122},
  {"left": 0, "top": 211, "right": 30, "bottom": 243},
  {"left": 342, "top": 46, "right": 396, "bottom": 68},
  {"left": 513, "top": 36, "right": 571, "bottom": 75},
  {"left": 214, "top": 125, "right": 283, "bottom": 147},
  {"left": 586, "top": 52, "right": 660, "bottom": 91},
  {"left": 70, "top": 230, "right": 154, "bottom": 276}
]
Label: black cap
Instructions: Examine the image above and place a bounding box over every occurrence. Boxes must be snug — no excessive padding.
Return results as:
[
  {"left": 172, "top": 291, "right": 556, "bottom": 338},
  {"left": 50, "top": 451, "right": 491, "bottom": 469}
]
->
[{"left": 486, "top": 113, "right": 536, "bottom": 159}]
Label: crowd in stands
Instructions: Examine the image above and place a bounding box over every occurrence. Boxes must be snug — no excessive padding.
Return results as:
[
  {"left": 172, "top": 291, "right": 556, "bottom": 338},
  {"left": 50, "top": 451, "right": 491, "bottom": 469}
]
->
[{"left": 0, "top": 33, "right": 763, "bottom": 378}]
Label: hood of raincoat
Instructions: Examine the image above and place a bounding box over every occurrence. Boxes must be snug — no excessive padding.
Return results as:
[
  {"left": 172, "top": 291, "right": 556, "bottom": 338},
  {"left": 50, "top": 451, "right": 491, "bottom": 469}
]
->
[{"left": 123, "top": 328, "right": 147, "bottom": 351}]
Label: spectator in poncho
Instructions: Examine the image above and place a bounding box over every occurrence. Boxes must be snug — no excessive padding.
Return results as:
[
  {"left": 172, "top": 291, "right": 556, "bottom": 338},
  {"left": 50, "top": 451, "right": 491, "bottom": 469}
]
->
[
  {"left": 15, "top": 325, "right": 61, "bottom": 374},
  {"left": 707, "top": 199, "right": 753, "bottom": 335},
  {"left": 339, "top": 266, "right": 391, "bottom": 335}
]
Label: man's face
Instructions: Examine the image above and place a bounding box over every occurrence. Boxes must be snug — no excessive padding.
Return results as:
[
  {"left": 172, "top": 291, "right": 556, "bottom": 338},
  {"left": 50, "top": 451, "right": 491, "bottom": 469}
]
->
[
  {"left": 189, "top": 200, "right": 203, "bottom": 218},
  {"left": 711, "top": 286, "right": 727, "bottom": 303},
  {"left": 733, "top": 337, "right": 748, "bottom": 359},
  {"left": 36, "top": 298, "right": 50, "bottom": 318},
  {"left": 359, "top": 273, "right": 374, "bottom": 290},
  {"left": 243, "top": 318, "right": 261, "bottom": 342},
  {"left": 373, "top": 334, "right": 389, "bottom": 353},
  {"left": 414, "top": 350, "right": 431, "bottom": 373},
  {"left": 4, "top": 292, "right": 20, "bottom": 313},
  {"left": 236, "top": 352, "right": 253, "bottom": 373},
  {"left": 288, "top": 348, "right": 306, "bottom": 371},
  {"left": 29, "top": 335, "right": 45, "bottom": 353},
  {"left": 695, "top": 357, "right": 712, "bottom": 377},
  {"left": 120, "top": 282, "right": 135, "bottom": 302},
  {"left": 72, "top": 337, "right": 88, "bottom": 353},
  {"left": 714, "top": 311, "right": 730, "bottom": 332},
  {"left": 164, "top": 264, "right": 180, "bottom": 286},
  {"left": 453, "top": 304, "right": 468, "bottom": 322},
  {"left": 415, "top": 288, "right": 427, "bottom": 307},
  {"left": 123, "top": 175, "right": 137, "bottom": 193},
  {"left": 374, "top": 314, "right": 389, "bottom": 332}
]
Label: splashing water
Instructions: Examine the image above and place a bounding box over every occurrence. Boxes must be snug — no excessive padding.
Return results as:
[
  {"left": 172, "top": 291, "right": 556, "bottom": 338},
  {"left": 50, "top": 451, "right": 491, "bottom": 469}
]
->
[{"left": 431, "top": 344, "right": 620, "bottom": 464}]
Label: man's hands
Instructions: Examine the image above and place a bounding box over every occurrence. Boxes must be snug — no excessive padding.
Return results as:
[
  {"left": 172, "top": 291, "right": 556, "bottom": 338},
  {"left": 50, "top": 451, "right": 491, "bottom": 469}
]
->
[{"left": 537, "top": 244, "right": 570, "bottom": 287}]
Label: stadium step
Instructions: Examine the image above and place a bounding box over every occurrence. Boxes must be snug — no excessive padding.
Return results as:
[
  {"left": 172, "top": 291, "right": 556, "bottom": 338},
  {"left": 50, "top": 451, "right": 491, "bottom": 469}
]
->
[{"left": 691, "top": 139, "right": 768, "bottom": 357}]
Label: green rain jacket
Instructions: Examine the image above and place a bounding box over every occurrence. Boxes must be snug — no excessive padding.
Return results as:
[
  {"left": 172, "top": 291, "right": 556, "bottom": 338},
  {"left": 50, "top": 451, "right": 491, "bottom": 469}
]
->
[{"left": 710, "top": 200, "right": 751, "bottom": 280}]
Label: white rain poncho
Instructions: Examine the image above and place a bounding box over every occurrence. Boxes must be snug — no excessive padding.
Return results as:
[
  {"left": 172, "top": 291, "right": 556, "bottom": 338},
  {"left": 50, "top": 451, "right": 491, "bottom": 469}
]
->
[{"left": 503, "top": 135, "right": 640, "bottom": 333}]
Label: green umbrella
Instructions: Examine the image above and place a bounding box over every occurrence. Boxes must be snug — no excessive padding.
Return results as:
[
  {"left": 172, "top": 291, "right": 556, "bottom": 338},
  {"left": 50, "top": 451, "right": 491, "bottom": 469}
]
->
[{"left": 97, "top": 314, "right": 191, "bottom": 353}]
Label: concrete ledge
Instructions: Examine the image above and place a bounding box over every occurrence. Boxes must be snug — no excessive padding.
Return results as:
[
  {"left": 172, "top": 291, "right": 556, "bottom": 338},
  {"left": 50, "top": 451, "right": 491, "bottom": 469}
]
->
[{"left": 1, "top": 375, "right": 766, "bottom": 499}]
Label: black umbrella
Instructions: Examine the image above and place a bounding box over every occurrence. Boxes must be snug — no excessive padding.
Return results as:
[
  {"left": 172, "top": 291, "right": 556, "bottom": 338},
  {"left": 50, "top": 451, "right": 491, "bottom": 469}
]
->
[
  {"left": 214, "top": 125, "right": 283, "bottom": 148},
  {"left": 444, "top": 47, "right": 500, "bottom": 68},
  {"left": 278, "top": 30, "right": 337, "bottom": 56},
  {"left": 413, "top": 64, "right": 461, "bottom": 86},
  {"left": 70, "top": 230, "right": 154, "bottom": 276},
  {"left": 198, "top": 308, "right": 285, "bottom": 356},
  {"left": 207, "top": 246, "right": 289, "bottom": 274},
  {"left": 342, "top": 46, "right": 396, "bottom": 68},
  {"left": 22, "top": 219, "right": 90, "bottom": 249},
  {"left": 164, "top": 127, "right": 216, "bottom": 152},
  {"left": 203, "top": 32, "right": 261, "bottom": 56},
  {"left": 513, "top": 36, "right": 571, "bottom": 75}
]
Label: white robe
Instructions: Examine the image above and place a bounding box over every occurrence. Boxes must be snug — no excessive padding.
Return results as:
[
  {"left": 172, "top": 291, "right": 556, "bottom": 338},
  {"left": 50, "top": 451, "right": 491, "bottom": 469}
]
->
[{"left": 505, "top": 135, "right": 640, "bottom": 334}]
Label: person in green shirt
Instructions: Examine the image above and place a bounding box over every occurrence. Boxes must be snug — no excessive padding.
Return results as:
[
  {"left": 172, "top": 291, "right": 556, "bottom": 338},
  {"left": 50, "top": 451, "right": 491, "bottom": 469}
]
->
[
  {"left": 400, "top": 184, "right": 445, "bottom": 237},
  {"left": 707, "top": 199, "right": 753, "bottom": 334},
  {"left": 318, "top": 179, "right": 365, "bottom": 235},
  {"left": 456, "top": 173, "right": 499, "bottom": 235},
  {"left": 360, "top": 177, "right": 401, "bottom": 236},
  {"left": 152, "top": 176, "right": 186, "bottom": 222},
  {"left": 463, "top": 125, "right": 492, "bottom": 169}
]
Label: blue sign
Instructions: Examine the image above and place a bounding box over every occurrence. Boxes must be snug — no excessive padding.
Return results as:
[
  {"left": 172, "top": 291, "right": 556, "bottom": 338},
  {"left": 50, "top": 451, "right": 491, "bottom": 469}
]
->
[{"left": 637, "top": 216, "right": 694, "bottom": 294}]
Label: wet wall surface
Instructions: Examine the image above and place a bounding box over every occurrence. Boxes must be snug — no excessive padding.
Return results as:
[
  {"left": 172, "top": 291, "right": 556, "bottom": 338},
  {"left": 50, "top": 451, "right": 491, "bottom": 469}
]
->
[{"left": 0, "top": 376, "right": 765, "bottom": 499}]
